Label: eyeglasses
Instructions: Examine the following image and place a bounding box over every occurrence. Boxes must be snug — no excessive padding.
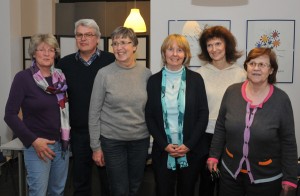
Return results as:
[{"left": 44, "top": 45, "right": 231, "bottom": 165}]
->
[
  {"left": 36, "top": 48, "right": 56, "bottom": 54},
  {"left": 247, "top": 61, "right": 270, "bottom": 69},
  {"left": 111, "top": 41, "right": 132, "bottom": 48},
  {"left": 75, "top": 33, "right": 96, "bottom": 40}
]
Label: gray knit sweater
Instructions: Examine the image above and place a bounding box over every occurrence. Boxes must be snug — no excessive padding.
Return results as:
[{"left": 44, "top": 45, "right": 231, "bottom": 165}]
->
[{"left": 89, "top": 61, "right": 152, "bottom": 151}]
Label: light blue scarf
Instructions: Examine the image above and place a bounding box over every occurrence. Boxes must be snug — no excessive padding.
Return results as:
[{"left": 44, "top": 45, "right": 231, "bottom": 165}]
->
[{"left": 161, "top": 67, "right": 188, "bottom": 170}]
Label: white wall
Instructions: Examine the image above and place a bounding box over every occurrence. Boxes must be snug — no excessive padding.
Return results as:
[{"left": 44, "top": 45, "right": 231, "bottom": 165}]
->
[
  {"left": 150, "top": 0, "right": 300, "bottom": 155},
  {"left": 0, "top": 0, "right": 55, "bottom": 144},
  {"left": 1, "top": 0, "right": 299, "bottom": 154},
  {"left": 0, "top": 0, "right": 21, "bottom": 144}
]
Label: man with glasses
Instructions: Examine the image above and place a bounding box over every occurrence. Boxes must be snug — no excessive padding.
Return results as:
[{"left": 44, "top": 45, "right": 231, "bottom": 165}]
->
[{"left": 56, "top": 19, "right": 115, "bottom": 196}]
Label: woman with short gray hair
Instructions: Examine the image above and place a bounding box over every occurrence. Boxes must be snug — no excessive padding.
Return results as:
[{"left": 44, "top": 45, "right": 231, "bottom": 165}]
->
[
  {"left": 89, "top": 26, "right": 151, "bottom": 196},
  {"left": 4, "top": 33, "right": 70, "bottom": 196}
]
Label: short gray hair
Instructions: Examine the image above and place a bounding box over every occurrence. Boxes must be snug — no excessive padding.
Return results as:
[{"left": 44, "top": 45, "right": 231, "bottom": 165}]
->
[
  {"left": 74, "top": 19, "right": 101, "bottom": 38},
  {"left": 111, "top": 26, "right": 138, "bottom": 46},
  {"left": 28, "top": 33, "right": 60, "bottom": 59}
]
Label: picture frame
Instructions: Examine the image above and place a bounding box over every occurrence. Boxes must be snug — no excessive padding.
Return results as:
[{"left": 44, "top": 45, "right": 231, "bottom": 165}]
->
[
  {"left": 246, "top": 20, "right": 295, "bottom": 83},
  {"left": 168, "top": 20, "right": 231, "bottom": 68},
  {"left": 57, "top": 36, "right": 76, "bottom": 58},
  {"left": 23, "top": 36, "right": 32, "bottom": 70}
]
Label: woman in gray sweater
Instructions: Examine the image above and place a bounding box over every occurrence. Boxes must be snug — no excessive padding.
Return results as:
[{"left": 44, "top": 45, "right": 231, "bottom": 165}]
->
[{"left": 88, "top": 26, "right": 151, "bottom": 196}]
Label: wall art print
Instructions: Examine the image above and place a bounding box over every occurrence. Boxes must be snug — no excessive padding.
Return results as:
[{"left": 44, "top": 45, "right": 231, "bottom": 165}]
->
[
  {"left": 168, "top": 20, "right": 231, "bottom": 68},
  {"left": 246, "top": 20, "right": 295, "bottom": 83}
]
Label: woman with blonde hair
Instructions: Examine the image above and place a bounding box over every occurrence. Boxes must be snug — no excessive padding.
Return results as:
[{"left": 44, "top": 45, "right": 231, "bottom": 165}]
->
[{"left": 146, "top": 34, "right": 209, "bottom": 196}]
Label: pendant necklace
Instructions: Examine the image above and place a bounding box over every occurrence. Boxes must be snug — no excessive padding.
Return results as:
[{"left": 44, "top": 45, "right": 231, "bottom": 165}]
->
[{"left": 166, "top": 78, "right": 175, "bottom": 89}]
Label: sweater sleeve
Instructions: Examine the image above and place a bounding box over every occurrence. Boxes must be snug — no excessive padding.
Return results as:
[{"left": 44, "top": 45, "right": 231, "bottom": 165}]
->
[
  {"left": 89, "top": 69, "right": 106, "bottom": 151},
  {"left": 4, "top": 72, "right": 37, "bottom": 147},
  {"left": 209, "top": 87, "right": 228, "bottom": 160},
  {"left": 279, "top": 93, "right": 298, "bottom": 185}
]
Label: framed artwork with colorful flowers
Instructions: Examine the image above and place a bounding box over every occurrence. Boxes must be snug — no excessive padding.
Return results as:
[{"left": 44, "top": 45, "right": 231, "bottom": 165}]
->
[{"left": 246, "top": 20, "right": 295, "bottom": 83}]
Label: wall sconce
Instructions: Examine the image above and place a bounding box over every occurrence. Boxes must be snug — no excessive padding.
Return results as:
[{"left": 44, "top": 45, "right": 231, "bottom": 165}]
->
[{"left": 124, "top": 1, "right": 147, "bottom": 33}]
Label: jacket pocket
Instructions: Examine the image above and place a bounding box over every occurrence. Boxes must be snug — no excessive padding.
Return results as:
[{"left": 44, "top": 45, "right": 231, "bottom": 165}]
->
[
  {"left": 225, "top": 147, "right": 233, "bottom": 158},
  {"left": 258, "top": 159, "right": 272, "bottom": 166}
]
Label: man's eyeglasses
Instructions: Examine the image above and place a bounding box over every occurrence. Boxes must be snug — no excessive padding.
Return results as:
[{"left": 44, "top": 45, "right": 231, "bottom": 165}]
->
[
  {"left": 36, "top": 48, "right": 56, "bottom": 54},
  {"left": 247, "top": 61, "right": 270, "bottom": 69},
  {"left": 111, "top": 41, "right": 132, "bottom": 48},
  {"left": 75, "top": 33, "right": 96, "bottom": 40}
]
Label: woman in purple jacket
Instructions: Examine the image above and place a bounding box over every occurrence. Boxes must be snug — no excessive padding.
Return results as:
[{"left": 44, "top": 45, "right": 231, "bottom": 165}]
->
[{"left": 4, "top": 33, "right": 70, "bottom": 196}]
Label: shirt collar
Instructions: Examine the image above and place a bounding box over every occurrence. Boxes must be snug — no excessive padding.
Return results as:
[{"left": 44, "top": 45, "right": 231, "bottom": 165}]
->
[{"left": 75, "top": 48, "right": 101, "bottom": 66}]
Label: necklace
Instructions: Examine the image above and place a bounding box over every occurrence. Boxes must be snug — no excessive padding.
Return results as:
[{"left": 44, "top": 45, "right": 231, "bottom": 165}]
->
[
  {"left": 166, "top": 77, "right": 181, "bottom": 89},
  {"left": 167, "top": 78, "right": 174, "bottom": 89}
]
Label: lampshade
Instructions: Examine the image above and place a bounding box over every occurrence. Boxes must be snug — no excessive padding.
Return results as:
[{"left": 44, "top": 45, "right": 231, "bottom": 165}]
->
[{"left": 124, "top": 8, "right": 147, "bottom": 33}]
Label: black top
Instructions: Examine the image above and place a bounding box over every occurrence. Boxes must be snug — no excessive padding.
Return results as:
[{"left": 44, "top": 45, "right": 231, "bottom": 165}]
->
[
  {"left": 56, "top": 51, "right": 115, "bottom": 132},
  {"left": 145, "top": 68, "right": 209, "bottom": 157}
]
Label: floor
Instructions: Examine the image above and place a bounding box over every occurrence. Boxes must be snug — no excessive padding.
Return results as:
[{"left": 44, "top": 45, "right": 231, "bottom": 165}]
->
[
  {"left": 0, "top": 157, "right": 157, "bottom": 196},
  {"left": 0, "top": 157, "right": 213, "bottom": 196},
  {"left": 3, "top": 159, "right": 299, "bottom": 196}
]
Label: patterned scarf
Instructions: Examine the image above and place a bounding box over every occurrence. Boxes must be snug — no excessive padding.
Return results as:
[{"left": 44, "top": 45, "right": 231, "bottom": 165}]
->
[
  {"left": 30, "top": 61, "right": 71, "bottom": 158},
  {"left": 161, "top": 67, "right": 188, "bottom": 170}
]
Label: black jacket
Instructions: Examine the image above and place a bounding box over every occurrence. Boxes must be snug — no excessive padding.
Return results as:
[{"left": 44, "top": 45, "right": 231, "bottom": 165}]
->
[
  {"left": 145, "top": 68, "right": 209, "bottom": 158},
  {"left": 56, "top": 51, "right": 115, "bottom": 131}
]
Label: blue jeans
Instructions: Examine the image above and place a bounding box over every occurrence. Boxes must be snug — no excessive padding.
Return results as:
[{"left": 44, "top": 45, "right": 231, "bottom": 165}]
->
[
  {"left": 101, "top": 137, "right": 149, "bottom": 196},
  {"left": 24, "top": 141, "right": 69, "bottom": 196}
]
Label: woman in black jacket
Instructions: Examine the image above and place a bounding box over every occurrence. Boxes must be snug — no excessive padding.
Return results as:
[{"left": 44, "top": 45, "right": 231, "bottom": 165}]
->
[{"left": 145, "top": 34, "right": 209, "bottom": 196}]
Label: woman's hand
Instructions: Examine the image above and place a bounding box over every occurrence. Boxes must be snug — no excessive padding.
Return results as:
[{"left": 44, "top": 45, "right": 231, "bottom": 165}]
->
[
  {"left": 281, "top": 184, "right": 296, "bottom": 195},
  {"left": 165, "top": 144, "right": 179, "bottom": 157},
  {"left": 165, "top": 144, "right": 190, "bottom": 157},
  {"left": 207, "top": 158, "right": 218, "bottom": 173},
  {"left": 32, "top": 138, "right": 56, "bottom": 162},
  {"left": 174, "top": 144, "right": 190, "bottom": 157},
  {"left": 92, "top": 150, "right": 105, "bottom": 167}
]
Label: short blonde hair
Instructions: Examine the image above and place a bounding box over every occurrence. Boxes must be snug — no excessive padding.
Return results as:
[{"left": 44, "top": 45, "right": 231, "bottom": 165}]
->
[
  {"left": 161, "top": 34, "right": 191, "bottom": 67},
  {"left": 28, "top": 33, "right": 60, "bottom": 59}
]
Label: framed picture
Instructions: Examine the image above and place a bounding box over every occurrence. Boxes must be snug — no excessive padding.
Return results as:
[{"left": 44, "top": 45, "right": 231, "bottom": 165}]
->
[
  {"left": 168, "top": 20, "right": 231, "bottom": 67},
  {"left": 23, "top": 37, "right": 32, "bottom": 70},
  {"left": 107, "top": 35, "right": 149, "bottom": 68},
  {"left": 57, "top": 36, "right": 76, "bottom": 58},
  {"left": 246, "top": 20, "right": 295, "bottom": 83}
]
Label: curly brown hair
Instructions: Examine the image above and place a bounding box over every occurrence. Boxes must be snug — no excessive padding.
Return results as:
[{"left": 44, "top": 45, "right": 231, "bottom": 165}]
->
[{"left": 198, "top": 26, "right": 242, "bottom": 63}]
